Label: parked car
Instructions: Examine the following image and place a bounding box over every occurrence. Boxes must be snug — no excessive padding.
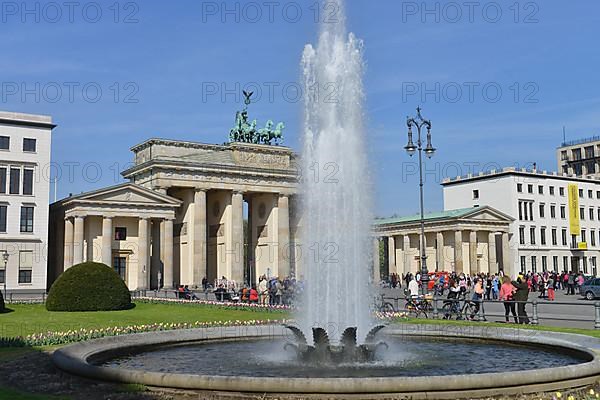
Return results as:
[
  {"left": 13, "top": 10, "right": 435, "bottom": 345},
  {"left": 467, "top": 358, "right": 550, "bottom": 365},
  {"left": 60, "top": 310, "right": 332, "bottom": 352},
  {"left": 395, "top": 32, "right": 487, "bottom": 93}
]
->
[{"left": 580, "top": 278, "right": 600, "bottom": 300}]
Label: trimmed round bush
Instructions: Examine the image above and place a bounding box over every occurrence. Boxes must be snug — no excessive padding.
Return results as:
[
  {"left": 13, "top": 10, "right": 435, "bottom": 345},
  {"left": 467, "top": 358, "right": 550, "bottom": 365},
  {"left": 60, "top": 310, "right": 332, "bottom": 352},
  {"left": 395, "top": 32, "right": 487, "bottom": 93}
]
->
[
  {"left": 46, "top": 262, "right": 132, "bottom": 312},
  {"left": 0, "top": 289, "right": 4, "bottom": 313}
]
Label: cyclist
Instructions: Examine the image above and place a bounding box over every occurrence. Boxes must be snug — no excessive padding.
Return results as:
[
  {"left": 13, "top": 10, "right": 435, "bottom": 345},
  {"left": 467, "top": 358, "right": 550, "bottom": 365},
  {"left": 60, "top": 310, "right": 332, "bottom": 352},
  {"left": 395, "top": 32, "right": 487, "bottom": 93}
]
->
[
  {"left": 408, "top": 276, "right": 420, "bottom": 297},
  {"left": 445, "top": 280, "right": 462, "bottom": 316}
]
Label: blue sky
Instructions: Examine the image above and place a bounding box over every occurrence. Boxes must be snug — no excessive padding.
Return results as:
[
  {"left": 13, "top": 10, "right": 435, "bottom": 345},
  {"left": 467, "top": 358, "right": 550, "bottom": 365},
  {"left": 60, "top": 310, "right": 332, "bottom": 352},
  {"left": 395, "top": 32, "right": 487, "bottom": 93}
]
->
[{"left": 2, "top": 0, "right": 600, "bottom": 216}]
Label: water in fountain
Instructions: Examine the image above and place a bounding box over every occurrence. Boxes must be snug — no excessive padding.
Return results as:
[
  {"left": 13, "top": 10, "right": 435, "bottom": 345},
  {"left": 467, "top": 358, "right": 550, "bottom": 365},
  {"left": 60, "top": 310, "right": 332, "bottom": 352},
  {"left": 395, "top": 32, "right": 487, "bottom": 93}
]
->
[{"left": 298, "top": 0, "right": 374, "bottom": 343}]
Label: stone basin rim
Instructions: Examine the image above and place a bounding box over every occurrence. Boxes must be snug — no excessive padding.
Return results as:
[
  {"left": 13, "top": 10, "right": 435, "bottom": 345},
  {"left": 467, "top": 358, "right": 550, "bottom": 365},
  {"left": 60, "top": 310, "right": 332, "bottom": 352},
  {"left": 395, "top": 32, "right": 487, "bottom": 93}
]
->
[{"left": 52, "top": 324, "right": 600, "bottom": 395}]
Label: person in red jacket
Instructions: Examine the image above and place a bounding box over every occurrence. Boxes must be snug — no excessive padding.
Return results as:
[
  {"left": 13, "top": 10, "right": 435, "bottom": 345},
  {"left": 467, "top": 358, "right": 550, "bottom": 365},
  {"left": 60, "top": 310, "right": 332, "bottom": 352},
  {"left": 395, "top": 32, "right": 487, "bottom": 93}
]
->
[{"left": 249, "top": 285, "right": 259, "bottom": 304}]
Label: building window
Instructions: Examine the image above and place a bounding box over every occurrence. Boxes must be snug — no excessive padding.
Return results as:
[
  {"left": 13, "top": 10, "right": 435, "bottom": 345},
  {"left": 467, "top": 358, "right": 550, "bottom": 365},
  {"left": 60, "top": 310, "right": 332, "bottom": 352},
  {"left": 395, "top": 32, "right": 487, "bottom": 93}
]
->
[
  {"left": 560, "top": 205, "right": 566, "bottom": 219},
  {"left": 538, "top": 185, "right": 543, "bottom": 194},
  {"left": 530, "top": 227, "right": 536, "bottom": 245},
  {"left": 553, "top": 256, "right": 558, "bottom": 272},
  {"left": 540, "top": 227, "right": 546, "bottom": 245},
  {"left": 550, "top": 186, "right": 555, "bottom": 195},
  {"left": 580, "top": 207, "right": 585, "bottom": 220},
  {"left": 551, "top": 228, "right": 557, "bottom": 246},
  {"left": 572, "top": 235, "right": 578, "bottom": 249},
  {"left": 559, "top": 187, "right": 565, "bottom": 196},
  {"left": 529, "top": 202, "right": 533, "bottom": 220},
  {"left": 539, "top": 204, "right": 545, "bottom": 218},
  {"left": 593, "top": 257, "right": 598, "bottom": 276},
  {"left": 531, "top": 256, "right": 537, "bottom": 273},
  {"left": 562, "top": 229, "right": 567, "bottom": 246},
  {"left": 0, "top": 167, "right": 5, "bottom": 194},
  {"left": 20, "top": 206, "right": 34, "bottom": 233},
  {"left": 591, "top": 208, "right": 595, "bottom": 221},
  {"left": 22, "top": 138, "right": 36, "bottom": 152},
  {"left": 542, "top": 256, "right": 547, "bottom": 272},
  {"left": 583, "top": 257, "right": 588, "bottom": 274},
  {"left": 113, "top": 256, "right": 126, "bottom": 280},
  {"left": 563, "top": 256, "right": 569, "bottom": 272},
  {"left": 592, "top": 230, "right": 596, "bottom": 247},
  {"left": 0, "top": 205, "right": 6, "bottom": 233},
  {"left": 9, "top": 168, "right": 20, "bottom": 194},
  {"left": 115, "top": 227, "right": 127, "bottom": 240},
  {"left": 518, "top": 202, "right": 523, "bottom": 220},
  {"left": 472, "top": 189, "right": 479, "bottom": 199},
  {"left": 519, "top": 227, "right": 525, "bottom": 245},
  {"left": 579, "top": 189, "right": 584, "bottom": 198},
  {"left": 528, "top": 184, "right": 533, "bottom": 194},
  {"left": 597, "top": 191, "right": 600, "bottom": 199},
  {"left": 517, "top": 183, "right": 523, "bottom": 193},
  {"left": 18, "top": 250, "right": 32, "bottom": 284},
  {"left": 550, "top": 204, "right": 556, "bottom": 218},
  {"left": 589, "top": 190, "right": 594, "bottom": 199},
  {"left": 575, "top": 164, "right": 583, "bottom": 175},
  {"left": 22, "top": 169, "right": 33, "bottom": 195},
  {"left": 0, "top": 136, "right": 9, "bottom": 150},
  {"left": 582, "top": 230, "right": 587, "bottom": 244},
  {"left": 520, "top": 256, "right": 526, "bottom": 273}
]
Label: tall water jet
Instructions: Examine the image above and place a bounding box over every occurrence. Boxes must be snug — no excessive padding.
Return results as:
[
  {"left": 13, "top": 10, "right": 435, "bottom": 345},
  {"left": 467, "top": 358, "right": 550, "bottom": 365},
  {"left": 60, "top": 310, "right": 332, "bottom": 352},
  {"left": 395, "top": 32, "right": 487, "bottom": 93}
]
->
[{"left": 299, "top": 0, "right": 374, "bottom": 342}]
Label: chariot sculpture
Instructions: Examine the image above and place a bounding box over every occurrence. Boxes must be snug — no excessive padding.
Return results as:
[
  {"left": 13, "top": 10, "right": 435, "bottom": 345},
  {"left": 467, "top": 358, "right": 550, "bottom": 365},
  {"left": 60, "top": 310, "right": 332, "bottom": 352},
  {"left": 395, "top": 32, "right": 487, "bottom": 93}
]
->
[{"left": 229, "top": 90, "right": 285, "bottom": 145}]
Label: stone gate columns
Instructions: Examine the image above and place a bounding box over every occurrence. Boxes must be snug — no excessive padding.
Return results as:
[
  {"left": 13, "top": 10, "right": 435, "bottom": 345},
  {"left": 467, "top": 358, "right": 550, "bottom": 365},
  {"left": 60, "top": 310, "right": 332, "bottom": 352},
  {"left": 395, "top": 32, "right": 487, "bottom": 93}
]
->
[
  {"left": 151, "top": 220, "right": 161, "bottom": 289},
  {"left": 101, "top": 216, "right": 112, "bottom": 266},
  {"left": 278, "top": 194, "right": 290, "bottom": 278},
  {"left": 373, "top": 237, "right": 380, "bottom": 282},
  {"left": 193, "top": 189, "right": 207, "bottom": 285},
  {"left": 63, "top": 217, "right": 74, "bottom": 270},
  {"left": 230, "top": 191, "right": 244, "bottom": 283},
  {"left": 73, "top": 216, "right": 85, "bottom": 265},
  {"left": 403, "top": 235, "right": 411, "bottom": 275},
  {"left": 488, "top": 232, "right": 497, "bottom": 274},
  {"left": 388, "top": 236, "right": 396, "bottom": 275},
  {"left": 436, "top": 232, "right": 444, "bottom": 271},
  {"left": 454, "top": 230, "right": 463, "bottom": 273},
  {"left": 162, "top": 218, "right": 174, "bottom": 289},
  {"left": 502, "top": 232, "right": 510, "bottom": 274},
  {"left": 137, "top": 217, "right": 149, "bottom": 289},
  {"left": 469, "top": 231, "right": 478, "bottom": 275}
]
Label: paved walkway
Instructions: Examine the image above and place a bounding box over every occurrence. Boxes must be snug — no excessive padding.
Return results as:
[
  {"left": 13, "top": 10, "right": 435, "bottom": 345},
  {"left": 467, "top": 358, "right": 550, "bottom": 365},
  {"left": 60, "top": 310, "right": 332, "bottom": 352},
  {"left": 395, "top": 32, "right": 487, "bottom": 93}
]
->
[{"left": 380, "top": 288, "right": 598, "bottom": 329}]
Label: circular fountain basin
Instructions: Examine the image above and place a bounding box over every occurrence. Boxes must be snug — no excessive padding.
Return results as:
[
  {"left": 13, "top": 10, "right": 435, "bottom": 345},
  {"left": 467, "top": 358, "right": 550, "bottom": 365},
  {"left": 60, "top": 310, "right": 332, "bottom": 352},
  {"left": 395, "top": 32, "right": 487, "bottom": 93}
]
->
[{"left": 52, "top": 324, "right": 600, "bottom": 399}]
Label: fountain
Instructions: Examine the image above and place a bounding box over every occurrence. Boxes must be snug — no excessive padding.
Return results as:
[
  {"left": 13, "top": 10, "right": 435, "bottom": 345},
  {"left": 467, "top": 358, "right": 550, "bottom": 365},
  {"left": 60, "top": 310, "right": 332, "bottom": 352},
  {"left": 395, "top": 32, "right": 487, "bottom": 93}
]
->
[{"left": 51, "top": 0, "right": 600, "bottom": 398}]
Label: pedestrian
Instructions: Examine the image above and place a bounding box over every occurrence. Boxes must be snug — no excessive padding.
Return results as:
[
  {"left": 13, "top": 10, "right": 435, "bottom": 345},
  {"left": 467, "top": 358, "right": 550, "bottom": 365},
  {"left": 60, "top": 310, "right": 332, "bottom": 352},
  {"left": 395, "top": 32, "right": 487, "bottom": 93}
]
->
[
  {"left": 512, "top": 277, "right": 530, "bottom": 324},
  {"left": 470, "top": 278, "right": 486, "bottom": 321},
  {"left": 547, "top": 275, "right": 555, "bottom": 301},
  {"left": 499, "top": 276, "right": 517, "bottom": 323},
  {"left": 567, "top": 271, "right": 575, "bottom": 295},
  {"left": 492, "top": 275, "right": 499, "bottom": 300}
]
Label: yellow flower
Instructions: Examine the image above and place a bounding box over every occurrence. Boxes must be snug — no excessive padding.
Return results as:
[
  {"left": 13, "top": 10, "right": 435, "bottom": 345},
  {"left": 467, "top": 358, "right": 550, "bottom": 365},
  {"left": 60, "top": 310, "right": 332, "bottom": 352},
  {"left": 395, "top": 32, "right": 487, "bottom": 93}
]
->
[
  {"left": 567, "top": 395, "right": 574, "bottom": 400},
  {"left": 590, "top": 389, "right": 596, "bottom": 395}
]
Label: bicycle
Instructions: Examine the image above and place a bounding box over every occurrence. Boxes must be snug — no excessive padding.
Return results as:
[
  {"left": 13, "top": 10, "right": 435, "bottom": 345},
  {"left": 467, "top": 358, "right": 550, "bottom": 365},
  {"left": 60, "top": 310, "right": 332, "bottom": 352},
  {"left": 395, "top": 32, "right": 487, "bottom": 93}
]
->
[
  {"left": 404, "top": 290, "right": 429, "bottom": 319},
  {"left": 374, "top": 294, "right": 396, "bottom": 313}
]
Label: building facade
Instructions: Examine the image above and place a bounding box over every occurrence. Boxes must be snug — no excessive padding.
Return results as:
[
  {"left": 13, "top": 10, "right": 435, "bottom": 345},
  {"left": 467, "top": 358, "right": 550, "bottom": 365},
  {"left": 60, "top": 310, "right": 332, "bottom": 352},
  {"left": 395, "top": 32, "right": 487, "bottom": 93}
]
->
[
  {"left": 557, "top": 136, "right": 600, "bottom": 178},
  {"left": 49, "top": 139, "right": 300, "bottom": 291},
  {"left": 373, "top": 206, "right": 512, "bottom": 280},
  {"left": 443, "top": 167, "right": 600, "bottom": 277},
  {"left": 0, "top": 111, "right": 55, "bottom": 294}
]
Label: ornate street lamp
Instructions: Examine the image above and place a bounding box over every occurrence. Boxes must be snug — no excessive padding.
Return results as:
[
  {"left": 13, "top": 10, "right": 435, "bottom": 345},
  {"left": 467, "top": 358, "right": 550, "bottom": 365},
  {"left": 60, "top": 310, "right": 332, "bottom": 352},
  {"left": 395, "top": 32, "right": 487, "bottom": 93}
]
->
[
  {"left": 3, "top": 252, "right": 8, "bottom": 298},
  {"left": 405, "top": 107, "right": 435, "bottom": 295}
]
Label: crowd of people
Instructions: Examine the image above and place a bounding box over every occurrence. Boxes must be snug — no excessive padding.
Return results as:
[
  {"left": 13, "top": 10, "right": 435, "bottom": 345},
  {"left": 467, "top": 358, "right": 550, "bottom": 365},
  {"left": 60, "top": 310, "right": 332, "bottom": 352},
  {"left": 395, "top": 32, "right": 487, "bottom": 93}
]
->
[
  {"left": 390, "top": 269, "right": 594, "bottom": 324},
  {"left": 201, "top": 275, "right": 302, "bottom": 305}
]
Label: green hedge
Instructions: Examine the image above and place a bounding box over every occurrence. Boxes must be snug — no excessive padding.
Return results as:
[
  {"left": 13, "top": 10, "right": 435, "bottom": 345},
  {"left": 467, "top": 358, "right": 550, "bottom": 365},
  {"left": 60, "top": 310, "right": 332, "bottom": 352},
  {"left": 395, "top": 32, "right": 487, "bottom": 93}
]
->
[{"left": 46, "top": 262, "right": 132, "bottom": 312}]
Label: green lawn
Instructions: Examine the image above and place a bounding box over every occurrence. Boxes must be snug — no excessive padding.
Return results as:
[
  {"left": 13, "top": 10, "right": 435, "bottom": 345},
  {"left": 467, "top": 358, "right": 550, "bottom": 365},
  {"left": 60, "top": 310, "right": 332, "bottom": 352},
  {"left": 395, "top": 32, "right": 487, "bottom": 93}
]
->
[{"left": 0, "top": 302, "right": 288, "bottom": 339}]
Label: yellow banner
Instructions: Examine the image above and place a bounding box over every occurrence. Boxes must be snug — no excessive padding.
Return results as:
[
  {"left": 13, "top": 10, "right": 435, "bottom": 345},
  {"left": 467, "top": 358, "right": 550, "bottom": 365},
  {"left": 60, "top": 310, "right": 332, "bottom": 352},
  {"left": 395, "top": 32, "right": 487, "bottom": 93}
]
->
[
  {"left": 568, "top": 183, "right": 580, "bottom": 235},
  {"left": 579, "top": 242, "right": 588, "bottom": 250}
]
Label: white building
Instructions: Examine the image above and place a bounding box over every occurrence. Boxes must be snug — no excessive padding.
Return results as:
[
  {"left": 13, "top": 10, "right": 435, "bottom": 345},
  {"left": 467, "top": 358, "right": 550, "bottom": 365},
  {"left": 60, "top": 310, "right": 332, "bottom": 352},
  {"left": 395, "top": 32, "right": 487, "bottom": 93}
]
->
[
  {"left": 0, "top": 111, "right": 55, "bottom": 295},
  {"left": 443, "top": 167, "right": 600, "bottom": 278}
]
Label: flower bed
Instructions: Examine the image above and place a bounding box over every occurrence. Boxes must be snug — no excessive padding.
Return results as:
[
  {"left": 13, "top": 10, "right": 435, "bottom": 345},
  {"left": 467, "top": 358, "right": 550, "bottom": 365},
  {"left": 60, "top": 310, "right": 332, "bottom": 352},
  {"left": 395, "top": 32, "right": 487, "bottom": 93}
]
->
[
  {"left": 1, "top": 319, "right": 290, "bottom": 348},
  {"left": 135, "top": 296, "right": 292, "bottom": 311}
]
